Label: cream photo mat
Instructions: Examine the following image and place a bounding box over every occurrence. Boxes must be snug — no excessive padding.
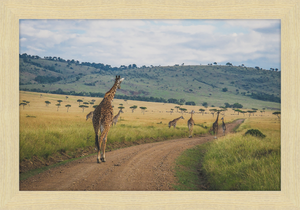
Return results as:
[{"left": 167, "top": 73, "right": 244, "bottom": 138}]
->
[{"left": 0, "top": 0, "right": 298, "bottom": 209}]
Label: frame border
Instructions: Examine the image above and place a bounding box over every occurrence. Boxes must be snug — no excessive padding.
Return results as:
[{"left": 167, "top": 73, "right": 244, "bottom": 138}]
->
[{"left": 0, "top": 0, "right": 299, "bottom": 209}]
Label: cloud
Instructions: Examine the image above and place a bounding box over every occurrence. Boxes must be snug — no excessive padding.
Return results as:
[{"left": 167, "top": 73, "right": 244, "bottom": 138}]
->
[{"left": 19, "top": 20, "right": 281, "bottom": 70}]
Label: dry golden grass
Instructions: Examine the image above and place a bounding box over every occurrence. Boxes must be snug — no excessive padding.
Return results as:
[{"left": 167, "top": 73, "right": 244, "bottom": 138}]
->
[{"left": 19, "top": 91, "right": 278, "bottom": 161}]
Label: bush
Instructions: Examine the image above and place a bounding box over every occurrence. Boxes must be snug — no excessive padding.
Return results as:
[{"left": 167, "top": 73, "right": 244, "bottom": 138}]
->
[
  {"left": 244, "top": 129, "right": 266, "bottom": 138},
  {"left": 185, "top": 101, "right": 196, "bottom": 106}
]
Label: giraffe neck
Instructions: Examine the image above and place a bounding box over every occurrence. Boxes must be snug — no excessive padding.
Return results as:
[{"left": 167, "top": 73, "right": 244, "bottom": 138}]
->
[
  {"left": 116, "top": 110, "right": 122, "bottom": 118},
  {"left": 104, "top": 81, "right": 119, "bottom": 101},
  {"left": 175, "top": 117, "right": 182, "bottom": 122},
  {"left": 215, "top": 113, "right": 219, "bottom": 123}
]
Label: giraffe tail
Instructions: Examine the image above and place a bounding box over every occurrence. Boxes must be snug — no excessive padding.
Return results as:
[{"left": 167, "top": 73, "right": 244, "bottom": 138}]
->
[{"left": 95, "top": 134, "right": 100, "bottom": 150}]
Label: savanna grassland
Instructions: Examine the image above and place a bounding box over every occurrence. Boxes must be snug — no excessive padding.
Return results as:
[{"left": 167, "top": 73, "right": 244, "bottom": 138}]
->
[
  {"left": 20, "top": 91, "right": 280, "bottom": 190},
  {"left": 174, "top": 114, "right": 281, "bottom": 191},
  {"left": 20, "top": 91, "right": 215, "bottom": 162}
]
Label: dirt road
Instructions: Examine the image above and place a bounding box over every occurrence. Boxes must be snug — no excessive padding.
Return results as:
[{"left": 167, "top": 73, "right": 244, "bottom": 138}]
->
[{"left": 20, "top": 119, "right": 244, "bottom": 191}]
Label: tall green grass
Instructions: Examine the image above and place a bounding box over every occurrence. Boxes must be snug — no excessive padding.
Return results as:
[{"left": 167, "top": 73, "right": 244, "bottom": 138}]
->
[
  {"left": 174, "top": 118, "right": 280, "bottom": 191},
  {"left": 202, "top": 132, "right": 280, "bottom": 190}
]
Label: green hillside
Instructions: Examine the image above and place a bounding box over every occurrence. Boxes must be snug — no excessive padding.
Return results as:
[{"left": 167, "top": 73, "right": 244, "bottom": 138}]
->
[{"left": 19, "top": 54, "right": 281, "bottom": 109}]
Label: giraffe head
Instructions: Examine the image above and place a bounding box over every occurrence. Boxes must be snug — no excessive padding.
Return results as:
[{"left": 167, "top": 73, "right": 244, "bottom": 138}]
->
[
  {"left": 191, "top": 110, "right": 195, "bottom": 114},
  {"left": 115, "top": 75, "right": 124, "bottom": 89}
]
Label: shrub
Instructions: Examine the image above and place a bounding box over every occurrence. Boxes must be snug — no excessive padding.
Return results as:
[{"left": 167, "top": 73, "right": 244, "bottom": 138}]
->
[
  {"left": 222, "top": 87, "right": 228, "bottom": 92},
  {"left": 244, "top": 129, "right": 266, "bottom": 138}
]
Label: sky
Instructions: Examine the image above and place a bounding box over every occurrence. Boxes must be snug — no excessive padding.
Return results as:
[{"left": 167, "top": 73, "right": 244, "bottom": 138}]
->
[{"left": 19, "top": 19, "right": 281, "bottom": 70}]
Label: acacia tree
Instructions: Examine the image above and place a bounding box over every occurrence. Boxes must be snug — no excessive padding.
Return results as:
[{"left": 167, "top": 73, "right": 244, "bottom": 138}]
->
[
  {"left": 57, "top": 100, "right": 63, "bottom": 105},
  {"left": 272, "top": 111, "right": 281, "bottom": 120},
  {"left": 93, "top": 105, "right": 98, "bottom": 109},
  {"left": 175, "top": 106, "right": 180, "bottom": 112},
  {"left": 179, "top": 107, "right": 187, "bottom": 115},
  {"left": 19, "top": 102, "right": 27, "bottom": 109},
  {"left": 234, "top": 109, "right": 243, "bottom": 115},
  {"left": 45, "top": 101, "right": 51, "bottom": 107},
  {"left": 240, "top": 111, "right": 247, "bottom": 116},
  {"left": 25, "top": 101, "right": 30, "bottom": 107},
  {"left": 56, "top": 104, "right": 61, "bottom": 111},
  {"left": 209, "top": 109, "right": 217, "bottom": 117},
  {"left": 118, "top": 106, "right": 125, "bottom": 111},
  {"left": 83, "top": 102, "right": 89, "bottom": 108},
  {"left": 140, "top": 107, "right": 147, "bottom": 115},
  {"left": 130, "top": 105, "right": 138, "bottom": 113},
  {"left": 247, "top": 110, "right": 256, "bottom": 117},
  {"left": 79, "top": 105, "right": 89, "bottom": 112},
  {"left": 170, "top": 108, "right": 174, "bottom": 115},
  {"left": 199, "top": 108, "right": 205, "bottom": 115},
  {"left": 65, "top": 104, "right": 71, "bottom": 112},
  {"left": 77, "top": 99, "right": 83, "bottom": 106}
]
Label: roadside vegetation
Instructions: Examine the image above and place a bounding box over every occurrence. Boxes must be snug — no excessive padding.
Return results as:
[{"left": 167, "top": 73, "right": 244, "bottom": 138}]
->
[{"left": 174, "top": 117, "right": 280, "bottom": 191}]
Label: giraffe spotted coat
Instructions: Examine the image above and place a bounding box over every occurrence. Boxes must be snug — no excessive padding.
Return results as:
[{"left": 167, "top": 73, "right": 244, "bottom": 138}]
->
[{"left": 92, "top": 75, "right": 124, "bottom": 163}]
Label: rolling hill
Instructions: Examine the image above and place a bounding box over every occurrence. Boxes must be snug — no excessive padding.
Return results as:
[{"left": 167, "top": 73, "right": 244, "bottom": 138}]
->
[{"left": 19, "top": 54, "right": 281, "bottom": 110}]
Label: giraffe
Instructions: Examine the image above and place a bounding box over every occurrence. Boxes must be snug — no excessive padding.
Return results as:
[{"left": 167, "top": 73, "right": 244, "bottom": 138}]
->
[
  {"left": 212, "top": 111, "right": 220, "bottom": 139},
  {"left": 92, "top": 75, "right": 124, "bottom": 163},
  {"left": 112, "top": 109, "right": 123, "bottom": 126},
  {"left": 187, "top": 110, "right": 195, "bottom": 138},
  {"left": 86, "top": 111, "right": 94, "bottom": 121},
  {"left": 168, "top": 116, "right": 184, "bottom": 128},
  {"left": 221, "top": 117, "right": 226, "bottom": 136}
]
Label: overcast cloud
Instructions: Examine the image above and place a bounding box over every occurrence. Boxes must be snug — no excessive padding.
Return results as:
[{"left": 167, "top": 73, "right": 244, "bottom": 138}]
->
[{"left": 19, "top": 19, "right": 280, "bottom": 70}]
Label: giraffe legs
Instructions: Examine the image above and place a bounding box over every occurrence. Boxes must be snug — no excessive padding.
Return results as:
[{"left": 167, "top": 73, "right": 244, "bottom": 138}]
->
[
  {"left": 214, "top": 128, "right": 218, "bottom": 139},
  {"left": 188, "top": 125, "right": 193, "bottom": 138},
  {"left": 97, "top": 124, "right": 110, "bottom": 163},
  {"left": 101, "top": 135, "right": 108, "bottom": 162}
]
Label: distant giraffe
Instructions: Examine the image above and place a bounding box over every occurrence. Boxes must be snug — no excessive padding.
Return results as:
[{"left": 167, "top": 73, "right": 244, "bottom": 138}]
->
[
  {"left": 212, "top": 111, "right": 220, "bottom": 139},
  {"left": 187, "top": 110, "right": 195, "bottom": 138},
  {"left": 92, "top": 75, "right": 124, "bottom": 163},
  {"left": 168, "top": 116, "right": 184, "bottom": 128},
  {"left": 112, "top": 109, "right": 123, "bottom": 126},
  {"left": 221, "top": 117, "right": 226, "bottom": 136},
  {"left": 86, "top": 111, "right": 94, "bottom": 121}
]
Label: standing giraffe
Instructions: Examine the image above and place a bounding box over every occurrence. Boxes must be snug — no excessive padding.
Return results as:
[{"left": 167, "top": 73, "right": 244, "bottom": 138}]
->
[
  {"left": 112, "top": 109, "right": 123, "bottom": 126},
  {"left": 92, "top": 75, "right": 124, "bottom": 163},
  {"left": 221, "top": 117, "right": 226, "bottom": 136},
  {"left": 188, "top": 110, "right": 195, "bottom": 138},
  {"left": 212, "top": 111, "right": 220, "bottom": 139},
  {"left": 86, "top": 111, "right": 94, "bottom": 121},
  {"left": 168, "top": 116, "right": 184, "bottom": 128}
]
